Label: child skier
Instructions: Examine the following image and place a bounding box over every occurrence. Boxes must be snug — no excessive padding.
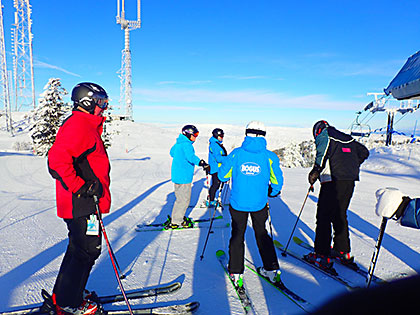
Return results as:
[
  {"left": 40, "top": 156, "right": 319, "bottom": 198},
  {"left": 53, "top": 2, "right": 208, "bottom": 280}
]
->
[
  {"left": 165, "top": 124, "right": 210, "bottom": 229},
  {"left": 207, "top": 128, "right": 228, "bottom": 206}
]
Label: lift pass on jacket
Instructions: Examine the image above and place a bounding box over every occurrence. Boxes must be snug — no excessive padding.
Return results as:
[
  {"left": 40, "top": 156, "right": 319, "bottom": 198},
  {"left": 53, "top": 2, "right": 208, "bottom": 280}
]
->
[{"left": 86, "top": 214, "right": 99, "bottom": 236}]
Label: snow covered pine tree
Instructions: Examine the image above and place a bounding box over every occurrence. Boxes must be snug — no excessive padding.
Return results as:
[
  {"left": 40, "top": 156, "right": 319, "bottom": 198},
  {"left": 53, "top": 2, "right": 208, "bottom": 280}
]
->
[{"left": 29, "top": 78, "right": 70, "bottom": 156}]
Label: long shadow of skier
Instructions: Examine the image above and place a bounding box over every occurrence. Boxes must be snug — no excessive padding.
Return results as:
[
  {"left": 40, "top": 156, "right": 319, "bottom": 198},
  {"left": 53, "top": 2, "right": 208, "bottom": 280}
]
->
[
  {"left": 0, "top": 179, "right": 172, "bottom": 307},
  {"left": 191, "top": 183, "right": 232, "bottom": 314},
  {"left": 348, "top": 211, "right": 420, "bottom": 272},
  {"left": 244, "top": 196, "right": 325, "bottom": 312},
  {"left": 88, "top": 176, "right": 208, "bottom": 306}
]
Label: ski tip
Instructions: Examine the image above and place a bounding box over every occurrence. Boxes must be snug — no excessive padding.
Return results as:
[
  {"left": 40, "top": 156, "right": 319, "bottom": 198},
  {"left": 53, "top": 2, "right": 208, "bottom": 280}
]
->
[
  {"left": 41, "top": 289, "right": 52, "bottom": 300},
  {"left": 190, "top": 301, "right": 200, "bottom": 311},
  {"left": 273, "top": 240, "right": 283, "bottom": 248},
  {"left": 293, "top": 236, "right": 303, "bottom": 244},
  {"left": 216, "top": 250, "right": 225, "bottom": 258}
]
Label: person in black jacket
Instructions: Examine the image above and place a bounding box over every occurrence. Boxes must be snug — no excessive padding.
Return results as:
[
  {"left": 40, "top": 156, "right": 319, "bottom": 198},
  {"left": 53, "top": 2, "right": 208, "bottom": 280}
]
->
[{"left": 304, "top": 120, "right": 369, "bottom": 273}]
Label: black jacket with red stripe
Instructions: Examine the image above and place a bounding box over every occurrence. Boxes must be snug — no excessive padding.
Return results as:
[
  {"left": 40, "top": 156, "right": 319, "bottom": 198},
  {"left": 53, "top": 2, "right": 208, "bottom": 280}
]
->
[{"left": 48, "top": 110, "right": 111, "bottom": 219}]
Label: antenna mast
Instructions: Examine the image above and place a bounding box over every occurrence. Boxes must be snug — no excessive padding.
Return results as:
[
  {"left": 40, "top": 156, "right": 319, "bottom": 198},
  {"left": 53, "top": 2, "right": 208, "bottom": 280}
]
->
[
  {"left": 116, "top": 0, "right": 141, "bottom": 121},
  {"left": 12, "top": 0, "right": 35, "bottom": 111},
  {"left": 0, "top": 1, "right": 12, "bottom": 134}
]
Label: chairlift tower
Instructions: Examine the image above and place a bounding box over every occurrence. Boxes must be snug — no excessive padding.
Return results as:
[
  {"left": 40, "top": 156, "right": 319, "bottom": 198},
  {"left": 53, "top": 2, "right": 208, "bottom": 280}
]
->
[
  {"left": 0, "top": 1, "right": 13, "bottom": 134},
  {"left": 12, "top": 0, "right": 35, "bottom": 111},
  {"left": 116, "top": 0, "right": 141, "bottom": 121}
]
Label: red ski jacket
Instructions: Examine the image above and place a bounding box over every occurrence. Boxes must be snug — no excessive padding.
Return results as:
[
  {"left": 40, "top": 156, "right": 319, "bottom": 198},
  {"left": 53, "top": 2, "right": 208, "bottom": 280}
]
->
[{"left": 48, "top": 110, "right": 111, "bottom": 219}]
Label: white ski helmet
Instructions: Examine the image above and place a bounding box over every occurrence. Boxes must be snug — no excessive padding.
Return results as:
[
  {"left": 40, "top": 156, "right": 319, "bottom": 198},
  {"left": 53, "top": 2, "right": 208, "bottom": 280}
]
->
[{"left": 245, "top": 121, "right": 266, "bottom": 137}]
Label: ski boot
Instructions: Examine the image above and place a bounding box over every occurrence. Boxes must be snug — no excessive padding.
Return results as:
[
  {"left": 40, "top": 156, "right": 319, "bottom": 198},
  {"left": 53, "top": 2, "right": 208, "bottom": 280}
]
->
[
  {"left": 331, "top": 249, "right": 359, "bottom": 270},
  {"left": 162, "top": 215, "right": 172, "bottom": 229},
  {"left": 303, "top": 252, "right": 337, "bottom": 275},
  {"left": 229, "top": 273, "right": 244, "bottom": 291},
  {"left": 83, "top": 289, "right": 101, "bottom": 304},
  {"left": 55, "top": 297, "right": 98, "bottom": 315},
  {"left": 163, "top": 216, "right": 180, "bottom": 229},
  {"left": 257, "top": 267, "right": 282, "bottom": 284},
  {"left": 181, "top": 216, "right": 194, "bottom": 228}
]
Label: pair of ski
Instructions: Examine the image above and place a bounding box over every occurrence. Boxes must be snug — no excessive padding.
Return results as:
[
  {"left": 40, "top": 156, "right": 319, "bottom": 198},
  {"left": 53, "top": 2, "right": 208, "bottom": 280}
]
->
[
  {"left": 291, "top": 236, "right": 386, "bottom": 285},
  {"left": 0, "top": 281, "right": 199, "bottom": 315},
  {"left": 135, "top": 216, "right": 229, "bottom": 232},
  {"left": 216, "top": 250, "right": 312, "bottom": 314},
  {"left": 273, "top": 237, "right": 385, "bottom": 290},
  {"left": 273, "top": 239, "right": 358, "bottom": 289}
]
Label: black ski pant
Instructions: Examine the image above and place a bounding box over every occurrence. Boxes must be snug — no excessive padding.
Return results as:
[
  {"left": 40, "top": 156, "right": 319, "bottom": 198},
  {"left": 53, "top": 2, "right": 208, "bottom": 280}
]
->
[
  {"left": 209, "top": 173, "right": 222, "bottom": 201},
  {"left": 53, "top": 215, "right": 102, "bottom": 308},
  {"left": 228, "top": 205, "right": 279, "bottom": 274},
  {"left": 314, "top": 180, "right": 355, "bottom": 256}
]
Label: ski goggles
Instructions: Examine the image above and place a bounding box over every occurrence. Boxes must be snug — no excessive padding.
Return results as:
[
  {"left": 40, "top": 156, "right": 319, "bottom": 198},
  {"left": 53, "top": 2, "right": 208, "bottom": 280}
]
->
[
  {"left": 192, "top": 132, "right": 199, "bottom": 137},
  {"left": 96, "top": 98, "right": 109, "bottom": 109}
]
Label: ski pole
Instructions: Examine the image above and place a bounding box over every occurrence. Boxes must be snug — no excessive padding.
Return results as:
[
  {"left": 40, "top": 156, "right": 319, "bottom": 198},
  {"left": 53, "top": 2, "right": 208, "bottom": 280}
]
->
[
  {"left": 281, "top": 185, "right": 313, "bottom": 257},
  {"left": 94, "top": 196, "right": 133, "bottom": 315},
  {"left": 220, "top": 180, "right": 229, "bottom": 210},
  {"left": 93, "top": 198, "right": 126, "bottom": 279},
  {"left": 367, "top": 217, "right": 388, "bottom": 288},
  {"left": 200, "top": 183, "right": 224, "bottom": 261}
]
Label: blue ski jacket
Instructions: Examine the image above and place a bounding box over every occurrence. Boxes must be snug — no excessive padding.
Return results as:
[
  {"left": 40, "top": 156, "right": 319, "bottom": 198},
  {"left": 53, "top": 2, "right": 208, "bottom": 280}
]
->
[
  {"left": 208, "top": 136, "right": 227, "bottom": 175},
  {"left": 218, "top": 136, "right": 283, "bottom": 212},
  {"left": 170, "top": 134, "right": 201, "bottom": 184}
]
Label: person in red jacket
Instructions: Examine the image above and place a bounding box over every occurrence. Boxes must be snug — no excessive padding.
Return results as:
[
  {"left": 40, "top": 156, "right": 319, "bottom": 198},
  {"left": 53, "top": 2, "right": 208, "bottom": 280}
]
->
[{"left": 47, "top": 82, "right": 111, "bottom": 315}]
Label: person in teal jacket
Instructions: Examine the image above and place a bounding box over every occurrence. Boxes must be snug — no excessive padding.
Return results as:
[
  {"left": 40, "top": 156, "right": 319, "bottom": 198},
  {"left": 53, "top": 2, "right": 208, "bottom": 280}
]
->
[
  {"left": 218, "top": 121, "right": 284, "bottom": 290},
  {"left": 166, "top": 125, "right": 209, "bottom": 229},
  {"left": 207, "top": 128, "right": 228, "bottom": 206}
]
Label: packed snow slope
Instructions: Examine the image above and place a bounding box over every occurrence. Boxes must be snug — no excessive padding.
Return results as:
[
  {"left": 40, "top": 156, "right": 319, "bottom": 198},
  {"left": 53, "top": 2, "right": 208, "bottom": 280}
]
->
[{"left": 1, "top": 116, "right": 420, "bottom": 314}]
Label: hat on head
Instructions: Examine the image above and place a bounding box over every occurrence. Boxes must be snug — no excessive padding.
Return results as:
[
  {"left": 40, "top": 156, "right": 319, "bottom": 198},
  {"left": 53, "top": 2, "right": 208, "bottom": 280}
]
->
[{"left": 246, "top": 121, "right": 266, "bottom": 137}]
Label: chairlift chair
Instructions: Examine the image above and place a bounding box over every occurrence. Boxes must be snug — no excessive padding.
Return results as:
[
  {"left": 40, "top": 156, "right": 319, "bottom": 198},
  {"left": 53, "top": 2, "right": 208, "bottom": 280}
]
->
[{"left": 350, "top": 111, "right": 372, "bottom": 138}]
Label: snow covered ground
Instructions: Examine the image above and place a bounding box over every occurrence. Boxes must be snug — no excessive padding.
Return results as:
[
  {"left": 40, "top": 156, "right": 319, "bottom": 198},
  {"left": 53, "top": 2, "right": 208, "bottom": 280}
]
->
[{"left": 1, "top": 114, "right": 420, "bottom": 314}]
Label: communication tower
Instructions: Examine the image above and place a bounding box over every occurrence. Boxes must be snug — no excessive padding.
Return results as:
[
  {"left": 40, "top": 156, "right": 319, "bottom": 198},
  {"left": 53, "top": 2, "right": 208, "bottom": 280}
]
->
[
  {"left": 0, "top": 0, "right": 12, "bottom": 134},
  {"left": 116, "top": 0, "right": 141, "bottom": 121},
  {"left": 12, "top": 0, "right": 35, "bottom": 111}
]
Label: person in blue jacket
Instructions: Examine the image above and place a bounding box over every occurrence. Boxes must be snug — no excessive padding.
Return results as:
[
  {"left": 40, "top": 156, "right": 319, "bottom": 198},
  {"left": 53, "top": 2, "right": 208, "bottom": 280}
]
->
[
  {"left": 218, "top": 121, "right": 284, "bottom": 290},
  {"left": 166, "top": 125, "right": 209, "bottom": 229},
  {"left": 207, "top": 128, "right": 228, "bottom": 206}
]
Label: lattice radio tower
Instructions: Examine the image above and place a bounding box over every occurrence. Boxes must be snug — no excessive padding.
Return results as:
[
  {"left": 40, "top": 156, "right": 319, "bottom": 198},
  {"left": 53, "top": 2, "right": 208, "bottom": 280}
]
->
[
  {"left": 12, "top": 0, "right": 35, "bottom": 111},
  {"left": 0, "top": 1, "right": 13, "bottom": 134},
  {"left": 116, "top": 0, "right": 141, "bottom": 121}
]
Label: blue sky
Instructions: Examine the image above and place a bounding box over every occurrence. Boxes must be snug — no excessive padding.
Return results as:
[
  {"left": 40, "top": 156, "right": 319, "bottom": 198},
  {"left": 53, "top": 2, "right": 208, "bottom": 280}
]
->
[{"left": 3, "top": 0, "right": 420, "bottom": 132}]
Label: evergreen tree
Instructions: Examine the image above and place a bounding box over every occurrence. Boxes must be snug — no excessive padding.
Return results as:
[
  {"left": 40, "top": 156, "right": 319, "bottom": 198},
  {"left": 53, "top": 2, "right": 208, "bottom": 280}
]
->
[
  {"left": 29, "top": 78, "right": 70, "bottom": 156},
  {"left": 101, "top": 114, "right": 113, "bottom": 149}
]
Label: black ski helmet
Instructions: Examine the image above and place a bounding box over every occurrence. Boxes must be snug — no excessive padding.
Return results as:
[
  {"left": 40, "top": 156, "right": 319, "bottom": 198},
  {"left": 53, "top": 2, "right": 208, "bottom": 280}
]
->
[
  {"left": 182, "top": 124, "right": 199, "bottom": 140},
  {"left": 212, "top": 128, "right": 224, "bottom": 139},
  {"left": 313, "top": 120, "right": 329, "bottom": 139},
  {"left": 71, "top": 82, "right": 109, "bottom": 114}
]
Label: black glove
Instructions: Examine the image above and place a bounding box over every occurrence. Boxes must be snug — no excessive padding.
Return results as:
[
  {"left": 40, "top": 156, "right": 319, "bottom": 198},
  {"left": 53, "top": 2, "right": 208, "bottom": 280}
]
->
[
  {"left": 308, "top": 166, "right": 321, "bottom": 185},
  {"left": 76, "top": 179, "right": 103, "bottom": 198},
  {"left": 199, "top": 159, "right": 210, "bottom": 174},
  {"left": 268, "top": 185, "right": 281, "bottom": 198}
]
